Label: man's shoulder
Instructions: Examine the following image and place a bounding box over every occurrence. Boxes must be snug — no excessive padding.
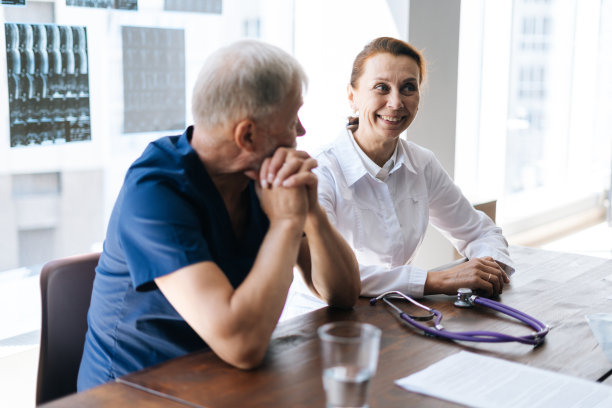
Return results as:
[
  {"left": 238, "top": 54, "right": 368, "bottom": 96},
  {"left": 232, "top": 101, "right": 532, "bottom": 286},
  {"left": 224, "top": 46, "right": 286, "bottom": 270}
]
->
[
  {"left": 134, "top": 134, "right": 184, "bottom": 168},
  {"left": 127, "top": 130, "right": 200, "bottom": 187}
]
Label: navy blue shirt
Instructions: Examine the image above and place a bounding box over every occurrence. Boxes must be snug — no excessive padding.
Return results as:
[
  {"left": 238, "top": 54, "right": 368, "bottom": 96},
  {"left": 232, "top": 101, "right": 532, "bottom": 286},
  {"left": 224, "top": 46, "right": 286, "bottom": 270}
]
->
[{"left": 77, "top": 127, "right": 269, "bottom": 391}]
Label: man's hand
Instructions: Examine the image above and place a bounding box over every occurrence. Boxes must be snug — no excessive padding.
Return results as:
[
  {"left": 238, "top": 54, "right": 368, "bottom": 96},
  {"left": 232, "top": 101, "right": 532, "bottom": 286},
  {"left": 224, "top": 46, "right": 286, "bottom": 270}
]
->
[
  {"left": 257, "top": 148, "right": 319, "bottom": 225},
  {"left": 259, "top": 148, "right": 319, "bottom": 211}
]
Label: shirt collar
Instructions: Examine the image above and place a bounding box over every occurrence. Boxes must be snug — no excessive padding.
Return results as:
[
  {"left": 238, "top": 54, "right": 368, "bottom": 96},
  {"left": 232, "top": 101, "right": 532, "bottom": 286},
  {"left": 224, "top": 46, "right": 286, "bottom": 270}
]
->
[
  {"left": 178, "top": 125, "right": 194, "bottom": 153},
  {"left": 394, "top": 136, "right": 417, "bottom": 175},
  {"left": 349, "top": 132, "right": 398, "bottom": 181},
  {"left": 336, "top": 127, "right": 417, "bottom": 186}
]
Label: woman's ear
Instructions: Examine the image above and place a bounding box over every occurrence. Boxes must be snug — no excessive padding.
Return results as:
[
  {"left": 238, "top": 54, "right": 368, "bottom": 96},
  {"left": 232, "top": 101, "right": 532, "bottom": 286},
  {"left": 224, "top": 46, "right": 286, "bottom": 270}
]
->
[
  {"left": 347, "top": 84, "right": 358, "bottom": 113},
  {"left": 233, "top": 119, "right": 257, "bottom": 152}
]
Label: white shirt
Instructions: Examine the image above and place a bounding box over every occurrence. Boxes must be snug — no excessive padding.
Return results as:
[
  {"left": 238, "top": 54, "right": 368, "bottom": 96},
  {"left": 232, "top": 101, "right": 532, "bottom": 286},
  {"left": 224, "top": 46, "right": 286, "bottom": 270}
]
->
[{"left": 314, "top": 128, "right": 515, "bottom": 298}]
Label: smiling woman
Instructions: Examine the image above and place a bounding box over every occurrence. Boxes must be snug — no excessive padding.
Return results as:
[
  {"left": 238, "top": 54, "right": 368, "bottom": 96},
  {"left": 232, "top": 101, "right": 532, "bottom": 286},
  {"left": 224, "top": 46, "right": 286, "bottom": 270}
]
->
[
  {"left": 288, "top": 36, "right": 515, "bottom": 312},
  {"left": 348, "top": 52, "right": 421, "bottom": 165},
  {"left": 347, "top": 37, "right": 425, "bottom": 153}
]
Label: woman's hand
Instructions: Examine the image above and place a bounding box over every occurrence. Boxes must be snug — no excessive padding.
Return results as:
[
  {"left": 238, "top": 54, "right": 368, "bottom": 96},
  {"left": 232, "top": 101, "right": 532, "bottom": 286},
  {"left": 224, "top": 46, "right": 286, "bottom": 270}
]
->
[{"left": 424, "top": 257, "right": 509, "bottom": 298}]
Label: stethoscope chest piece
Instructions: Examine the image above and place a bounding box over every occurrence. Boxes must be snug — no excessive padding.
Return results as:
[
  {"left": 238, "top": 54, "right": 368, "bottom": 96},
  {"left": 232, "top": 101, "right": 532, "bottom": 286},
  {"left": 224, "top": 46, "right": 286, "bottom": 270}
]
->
[{"left": 454, "top": 287, "right": 474, "bottom": 308}]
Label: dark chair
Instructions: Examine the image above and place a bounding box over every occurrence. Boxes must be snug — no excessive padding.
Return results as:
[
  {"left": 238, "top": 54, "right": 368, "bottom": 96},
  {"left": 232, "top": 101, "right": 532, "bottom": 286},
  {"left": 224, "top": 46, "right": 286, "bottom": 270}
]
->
[{"left": 36, "top": 252, "right": 100, "bottom": 405}]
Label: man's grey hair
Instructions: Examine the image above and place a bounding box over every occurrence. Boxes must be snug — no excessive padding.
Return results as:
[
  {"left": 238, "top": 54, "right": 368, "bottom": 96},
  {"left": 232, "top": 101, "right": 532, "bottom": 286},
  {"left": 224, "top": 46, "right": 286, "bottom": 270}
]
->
[{"left": 191, "top": 39, "right": 308, "bottom": 129}]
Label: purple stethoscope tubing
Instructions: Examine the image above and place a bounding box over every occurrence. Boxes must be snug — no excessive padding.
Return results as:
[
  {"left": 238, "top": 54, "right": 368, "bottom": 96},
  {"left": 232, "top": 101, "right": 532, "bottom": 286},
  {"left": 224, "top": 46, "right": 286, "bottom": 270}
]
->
[{"left": 370, "top": 290, "right": 549, "bottom": 346}]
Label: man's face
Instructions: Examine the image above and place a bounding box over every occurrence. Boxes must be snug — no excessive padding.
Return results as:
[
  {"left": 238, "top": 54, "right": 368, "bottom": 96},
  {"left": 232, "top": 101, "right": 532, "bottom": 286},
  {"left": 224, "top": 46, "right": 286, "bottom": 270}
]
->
[
  {"left": 258, "top": 86, "right": 306, "bottom": 157},
  {"left": 241, "top": 84, "right": 306, "bottom": 181}
]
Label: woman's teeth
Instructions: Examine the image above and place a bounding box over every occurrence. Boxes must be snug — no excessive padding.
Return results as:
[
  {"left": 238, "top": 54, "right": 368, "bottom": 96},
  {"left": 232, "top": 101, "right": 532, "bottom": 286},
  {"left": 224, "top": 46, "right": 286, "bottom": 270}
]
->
[{"left": 380, "top": 115, "right": 401, "bottom": 122}]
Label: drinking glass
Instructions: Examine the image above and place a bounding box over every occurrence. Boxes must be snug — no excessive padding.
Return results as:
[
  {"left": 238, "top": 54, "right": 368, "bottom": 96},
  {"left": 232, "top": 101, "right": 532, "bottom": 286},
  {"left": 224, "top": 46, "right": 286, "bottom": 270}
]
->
[{"left": 317, "top": 321, "right": 382, "bottom": 408}]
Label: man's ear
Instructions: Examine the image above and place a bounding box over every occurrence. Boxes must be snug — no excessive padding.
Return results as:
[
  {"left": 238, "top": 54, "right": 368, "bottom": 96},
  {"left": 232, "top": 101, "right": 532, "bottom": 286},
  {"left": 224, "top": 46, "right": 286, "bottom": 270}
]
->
[{"left": 233, "top": 119, "right": 257, "bottom": 152}]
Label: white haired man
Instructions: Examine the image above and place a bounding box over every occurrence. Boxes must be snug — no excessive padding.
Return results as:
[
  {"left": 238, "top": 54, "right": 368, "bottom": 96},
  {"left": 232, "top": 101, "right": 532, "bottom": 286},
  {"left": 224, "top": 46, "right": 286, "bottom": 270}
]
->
[{"left": 77, "top": 40, "right": 360, "bottom": 391}]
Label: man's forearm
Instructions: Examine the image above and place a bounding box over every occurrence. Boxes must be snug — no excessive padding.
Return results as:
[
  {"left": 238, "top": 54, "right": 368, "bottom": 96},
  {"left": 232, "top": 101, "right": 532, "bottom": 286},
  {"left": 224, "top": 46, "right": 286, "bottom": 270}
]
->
[
  {"left": 235, "top": 218, "right": 304, "bottom": 325},
  {"left": 303, "top": 204, "right": 360, "bottom": 307},
  {"left": 157, "top": 217, "right": 305, "bottom": 370}
]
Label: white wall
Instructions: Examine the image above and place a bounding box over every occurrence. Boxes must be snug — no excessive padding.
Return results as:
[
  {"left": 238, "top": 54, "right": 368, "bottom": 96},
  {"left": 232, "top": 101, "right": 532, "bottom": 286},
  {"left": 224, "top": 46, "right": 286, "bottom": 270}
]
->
[{"left": 408, "top": 0, "right": 462, "bottom": 269}]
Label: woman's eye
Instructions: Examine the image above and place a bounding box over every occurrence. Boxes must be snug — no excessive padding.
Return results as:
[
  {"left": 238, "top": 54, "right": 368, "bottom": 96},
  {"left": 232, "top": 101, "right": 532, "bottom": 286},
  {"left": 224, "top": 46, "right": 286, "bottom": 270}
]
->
[
  {"left": 402, "top": 83, "right": 417, "bottom": 92},
  {"left": 374, "top": 83, "right": 389, "bottom": 91}
]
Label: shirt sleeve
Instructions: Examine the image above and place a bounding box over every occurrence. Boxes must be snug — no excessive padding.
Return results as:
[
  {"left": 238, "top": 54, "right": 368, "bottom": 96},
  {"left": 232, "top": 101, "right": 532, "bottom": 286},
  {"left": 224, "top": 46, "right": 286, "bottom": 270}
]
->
[
  {"left": 359, "top": 263, "right": 428, "bottom": 298},
  {"left": 118, "top": 177, "right": 213, "bottom": 290},
  {"left": 424, "top": 155, "right": 515, "bottom": 275}
]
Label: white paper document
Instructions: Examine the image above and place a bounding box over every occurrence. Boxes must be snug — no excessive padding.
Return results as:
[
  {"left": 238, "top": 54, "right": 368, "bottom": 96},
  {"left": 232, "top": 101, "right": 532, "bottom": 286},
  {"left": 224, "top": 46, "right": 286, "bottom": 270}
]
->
[{"left": 395, "top": 351, "right": 612, "bottom": 408}]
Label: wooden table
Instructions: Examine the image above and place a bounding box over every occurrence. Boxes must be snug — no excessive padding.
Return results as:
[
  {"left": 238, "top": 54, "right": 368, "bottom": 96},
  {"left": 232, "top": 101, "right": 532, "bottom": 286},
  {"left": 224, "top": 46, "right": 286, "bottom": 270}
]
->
[
  {"left": 39, "top": 381, "right": 188, "bottom": 407},
  {"left": 43, "top": 247, "right": 612, "bottom": 407}
]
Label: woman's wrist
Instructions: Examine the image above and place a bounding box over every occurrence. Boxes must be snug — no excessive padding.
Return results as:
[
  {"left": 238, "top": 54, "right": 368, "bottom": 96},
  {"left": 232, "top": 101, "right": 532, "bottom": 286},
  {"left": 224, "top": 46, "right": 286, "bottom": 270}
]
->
[{"left": 424, "top": 270, "right": 453, "bottom": 296}]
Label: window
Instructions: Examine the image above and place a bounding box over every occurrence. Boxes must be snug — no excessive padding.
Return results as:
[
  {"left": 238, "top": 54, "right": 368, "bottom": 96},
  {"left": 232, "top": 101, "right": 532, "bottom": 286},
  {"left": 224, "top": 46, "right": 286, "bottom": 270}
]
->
[{"left": 456, "top": 0, "right": 611, "bottom": 235}]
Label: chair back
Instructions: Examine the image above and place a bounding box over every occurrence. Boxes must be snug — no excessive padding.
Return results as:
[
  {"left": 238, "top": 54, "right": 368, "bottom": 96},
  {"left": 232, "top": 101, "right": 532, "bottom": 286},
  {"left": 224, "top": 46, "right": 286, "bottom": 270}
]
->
[
  {"left": 453, "top": 200, "right": 498, "bottom": 260},
  {"left": 36, "top": 252, "right": 100, "bottom": 405}
]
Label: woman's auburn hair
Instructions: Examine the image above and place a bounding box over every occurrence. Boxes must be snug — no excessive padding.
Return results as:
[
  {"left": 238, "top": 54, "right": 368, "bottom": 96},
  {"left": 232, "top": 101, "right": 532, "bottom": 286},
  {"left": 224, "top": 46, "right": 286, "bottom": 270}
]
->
[{"left": 350, "top": 36, "right": 426, "bottom": 88}]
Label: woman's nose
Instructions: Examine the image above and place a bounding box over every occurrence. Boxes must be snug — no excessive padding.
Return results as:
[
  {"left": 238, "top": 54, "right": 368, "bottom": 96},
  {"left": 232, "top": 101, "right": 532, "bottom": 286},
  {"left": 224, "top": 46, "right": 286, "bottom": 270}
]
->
[{"left": 387, "top": 91, "right": 404, "bottom": 109}]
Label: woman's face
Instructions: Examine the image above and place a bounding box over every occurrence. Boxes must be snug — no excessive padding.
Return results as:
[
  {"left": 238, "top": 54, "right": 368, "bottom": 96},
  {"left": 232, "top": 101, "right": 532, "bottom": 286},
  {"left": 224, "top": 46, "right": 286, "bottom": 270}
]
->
[{"left": 348, "top": 53, "right": 421, "bottom": 142}]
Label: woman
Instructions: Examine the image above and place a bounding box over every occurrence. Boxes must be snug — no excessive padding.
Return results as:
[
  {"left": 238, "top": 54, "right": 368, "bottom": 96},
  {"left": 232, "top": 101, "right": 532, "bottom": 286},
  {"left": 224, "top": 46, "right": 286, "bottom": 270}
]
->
[{"left": 311, "top": 36, "right": 514, "bottom": 301}]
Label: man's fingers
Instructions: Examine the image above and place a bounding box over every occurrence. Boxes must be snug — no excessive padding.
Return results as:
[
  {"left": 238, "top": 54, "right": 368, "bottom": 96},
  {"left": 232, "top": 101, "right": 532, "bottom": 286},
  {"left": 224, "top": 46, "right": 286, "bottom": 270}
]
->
[
  {"left": 279, "top": 158, "right": 318, "bottom": 187},
  {"left": 282, "top": 172, "right": 317, "bottom": 188},
  {"left": 266, "top": 149, "right": 289, "bottom": 184},
  {"left": 266, "top": 149, "right": 312, "bottom": 185},
  {"left": 293, "top": 150, "right": 311, "bottom": 160},
  {"left": 271, "top": 155, "right": 316, "bottom": 187},
  {"left": 273, "top": 158, "right": 303, "bottom": 186},
  {"left": 300, "top": 157, "right": 318, "bottom": 172},
  {"left": 259, "top": 158, "right": 271, "bottom": 188}
]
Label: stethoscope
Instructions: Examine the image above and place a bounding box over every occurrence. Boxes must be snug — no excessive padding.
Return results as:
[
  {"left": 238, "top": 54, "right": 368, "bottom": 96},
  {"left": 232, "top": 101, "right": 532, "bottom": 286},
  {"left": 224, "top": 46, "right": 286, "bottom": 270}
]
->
[{"left": 370, "top": 288, "right": 549, "bottom": 346}]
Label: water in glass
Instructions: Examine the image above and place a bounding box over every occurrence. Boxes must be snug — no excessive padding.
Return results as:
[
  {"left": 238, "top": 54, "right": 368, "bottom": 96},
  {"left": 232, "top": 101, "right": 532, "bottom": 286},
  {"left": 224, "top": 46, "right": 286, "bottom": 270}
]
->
[{"left": 323, "top": 365, "right": 372, "bottom": 408}]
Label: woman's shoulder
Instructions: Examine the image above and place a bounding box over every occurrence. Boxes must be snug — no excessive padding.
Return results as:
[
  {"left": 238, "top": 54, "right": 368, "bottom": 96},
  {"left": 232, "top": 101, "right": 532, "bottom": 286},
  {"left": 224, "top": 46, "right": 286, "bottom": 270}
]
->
[
  {"left": 313, "top": 128, "right": 352, "bottom": 162},
  {"left": 400, "top": 139, "right": 437, "bottom": 167}
]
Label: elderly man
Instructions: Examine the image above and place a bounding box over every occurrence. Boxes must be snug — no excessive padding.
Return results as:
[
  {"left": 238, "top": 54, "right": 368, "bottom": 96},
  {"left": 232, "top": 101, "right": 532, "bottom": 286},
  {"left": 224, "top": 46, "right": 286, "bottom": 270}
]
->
[{"left": 77, "top": 40, "right": 360, "bottom": 391}]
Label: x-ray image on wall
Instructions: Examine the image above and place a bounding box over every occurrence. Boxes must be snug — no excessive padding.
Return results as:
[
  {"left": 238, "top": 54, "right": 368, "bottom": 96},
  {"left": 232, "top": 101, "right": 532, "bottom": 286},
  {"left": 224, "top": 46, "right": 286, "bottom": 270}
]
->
[
  {"left": 164, "top": 0, "right": 222, "bottom": 14},
  {"left": 2, "top": 1, "right": 26, "bottom": 6},
  {"left": 66, "top": 0, "right": 137, "bottom": 10},
  {"left": 6, "top": 23, "right": 91, "bottom": 147},
  {"left": 122, "top": 26, "right": 186, "bottom": 133}
]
